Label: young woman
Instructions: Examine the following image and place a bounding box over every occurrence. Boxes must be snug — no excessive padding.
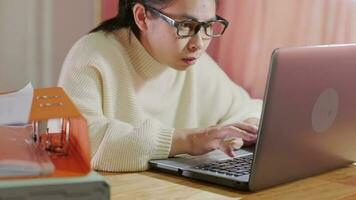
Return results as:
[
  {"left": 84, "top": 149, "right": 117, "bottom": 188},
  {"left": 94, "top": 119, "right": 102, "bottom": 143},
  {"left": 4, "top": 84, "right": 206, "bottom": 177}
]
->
[{"left": 58, "top": 0, "right": 262, "bottom": 172}]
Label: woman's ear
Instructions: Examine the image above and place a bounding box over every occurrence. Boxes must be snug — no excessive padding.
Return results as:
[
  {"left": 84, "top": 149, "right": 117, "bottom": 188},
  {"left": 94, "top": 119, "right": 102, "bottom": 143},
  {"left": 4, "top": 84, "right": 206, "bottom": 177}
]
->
[{"left": 132, "top": 4, "right": 148, "bottom": 32}]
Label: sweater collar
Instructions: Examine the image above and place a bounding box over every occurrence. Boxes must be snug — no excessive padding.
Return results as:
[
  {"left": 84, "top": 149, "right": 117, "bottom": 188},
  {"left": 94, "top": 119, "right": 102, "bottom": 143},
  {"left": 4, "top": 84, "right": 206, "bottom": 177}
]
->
[{"left": 114, "top": 29, "right": 171, "bottom": 80}]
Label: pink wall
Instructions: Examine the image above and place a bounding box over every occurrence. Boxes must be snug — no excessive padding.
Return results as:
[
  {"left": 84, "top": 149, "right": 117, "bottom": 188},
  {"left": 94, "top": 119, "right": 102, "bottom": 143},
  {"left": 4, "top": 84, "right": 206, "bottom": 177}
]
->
[{"left": 102, "top": 0, "right": 118, "bottom": 20}]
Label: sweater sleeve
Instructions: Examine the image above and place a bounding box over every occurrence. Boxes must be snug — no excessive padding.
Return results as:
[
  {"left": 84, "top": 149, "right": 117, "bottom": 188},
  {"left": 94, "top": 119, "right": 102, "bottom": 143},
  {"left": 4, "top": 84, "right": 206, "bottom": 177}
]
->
[{"left": 59, "top": 64, "right": 174, "bottom": 172}]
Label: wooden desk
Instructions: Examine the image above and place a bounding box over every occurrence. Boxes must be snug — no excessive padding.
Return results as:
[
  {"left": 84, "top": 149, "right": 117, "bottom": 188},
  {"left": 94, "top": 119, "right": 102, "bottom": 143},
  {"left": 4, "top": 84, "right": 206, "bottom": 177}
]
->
[{"left": 103, "top": 164, "right": 356, "bottom": 200}]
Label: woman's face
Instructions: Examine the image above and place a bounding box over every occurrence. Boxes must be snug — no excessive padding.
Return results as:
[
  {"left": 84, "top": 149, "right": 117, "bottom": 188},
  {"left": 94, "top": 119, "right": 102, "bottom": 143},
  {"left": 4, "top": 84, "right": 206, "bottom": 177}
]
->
[{"left": 143, "top": 0, "right": 217, "bottom": 70}]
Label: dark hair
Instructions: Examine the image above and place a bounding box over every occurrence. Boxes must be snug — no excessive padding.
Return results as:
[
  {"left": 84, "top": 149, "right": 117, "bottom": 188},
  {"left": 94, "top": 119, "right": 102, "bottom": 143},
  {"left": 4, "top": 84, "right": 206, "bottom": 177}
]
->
[{"left": 90, "top": 0, "right": 219, "bottom": 38}]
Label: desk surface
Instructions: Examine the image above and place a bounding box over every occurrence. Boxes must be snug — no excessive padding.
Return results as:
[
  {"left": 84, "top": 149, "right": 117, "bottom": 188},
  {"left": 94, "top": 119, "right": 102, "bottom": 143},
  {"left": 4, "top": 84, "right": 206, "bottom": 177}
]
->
[{"left": 103, "top": 164, "right": 356, "bottom": 200}]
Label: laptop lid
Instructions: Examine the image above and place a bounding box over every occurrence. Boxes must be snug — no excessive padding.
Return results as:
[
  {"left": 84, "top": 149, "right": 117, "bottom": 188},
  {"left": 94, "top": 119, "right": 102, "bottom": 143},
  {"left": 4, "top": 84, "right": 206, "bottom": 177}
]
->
[{"left": 249, "top": 44, "right": 356, "bottom": 191}]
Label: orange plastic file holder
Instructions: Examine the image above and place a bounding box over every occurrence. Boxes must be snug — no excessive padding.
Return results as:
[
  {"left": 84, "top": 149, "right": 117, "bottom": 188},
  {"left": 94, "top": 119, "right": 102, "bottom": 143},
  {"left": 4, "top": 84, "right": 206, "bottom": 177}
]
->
[{"left": 29, "top": 87, "right": 91, "bottom": 177}]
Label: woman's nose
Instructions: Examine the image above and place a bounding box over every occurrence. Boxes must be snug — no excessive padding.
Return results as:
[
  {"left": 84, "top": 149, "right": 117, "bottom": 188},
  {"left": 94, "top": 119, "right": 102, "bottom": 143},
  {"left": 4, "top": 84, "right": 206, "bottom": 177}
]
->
[{"left": 187, "top": 31, "right": 204, "bottom": 52}]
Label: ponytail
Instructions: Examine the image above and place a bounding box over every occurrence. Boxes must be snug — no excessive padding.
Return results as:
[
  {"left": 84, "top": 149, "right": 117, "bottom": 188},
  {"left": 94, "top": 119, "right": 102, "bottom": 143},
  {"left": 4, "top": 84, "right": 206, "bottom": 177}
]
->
[{"left": 90, "top": 0, "right": 136, "bottom": 34}]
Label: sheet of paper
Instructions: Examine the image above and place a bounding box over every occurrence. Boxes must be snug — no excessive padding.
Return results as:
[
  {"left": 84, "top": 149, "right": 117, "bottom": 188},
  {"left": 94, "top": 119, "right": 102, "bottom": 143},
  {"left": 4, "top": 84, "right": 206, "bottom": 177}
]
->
[{"left": 0, "top": 83, "right": 33, "bottom": 125}]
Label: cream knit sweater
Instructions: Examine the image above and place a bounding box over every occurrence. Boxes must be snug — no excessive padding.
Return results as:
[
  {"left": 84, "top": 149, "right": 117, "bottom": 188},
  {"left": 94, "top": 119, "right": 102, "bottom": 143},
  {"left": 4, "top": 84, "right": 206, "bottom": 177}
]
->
[{"left": 58, "top": 29, "right": 262, "bottom": 172}]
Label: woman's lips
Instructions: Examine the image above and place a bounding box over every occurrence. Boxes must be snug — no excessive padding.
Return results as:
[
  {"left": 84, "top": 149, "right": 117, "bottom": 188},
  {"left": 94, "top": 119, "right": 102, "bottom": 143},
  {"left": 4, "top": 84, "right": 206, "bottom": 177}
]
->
[{"left": 182, "top": 57, "right": 197, "bottom": 65}]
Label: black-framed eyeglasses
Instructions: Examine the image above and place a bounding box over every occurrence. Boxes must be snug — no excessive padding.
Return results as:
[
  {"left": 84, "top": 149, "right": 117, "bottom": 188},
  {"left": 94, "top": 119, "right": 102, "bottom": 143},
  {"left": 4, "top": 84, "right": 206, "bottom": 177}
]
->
[{"left": 145, "top": 5, "right": 229, "bottom": 39}]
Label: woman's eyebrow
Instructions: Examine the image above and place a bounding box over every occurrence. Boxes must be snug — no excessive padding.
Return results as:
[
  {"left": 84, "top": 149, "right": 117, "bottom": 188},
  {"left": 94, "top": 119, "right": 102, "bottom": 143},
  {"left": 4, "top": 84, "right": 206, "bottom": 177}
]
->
[
  {"left": 181, "top": 14, "right": 198, "bottom": 20},
  {"left": 181, "top": 14, "right": 217, "bottom": 21}
]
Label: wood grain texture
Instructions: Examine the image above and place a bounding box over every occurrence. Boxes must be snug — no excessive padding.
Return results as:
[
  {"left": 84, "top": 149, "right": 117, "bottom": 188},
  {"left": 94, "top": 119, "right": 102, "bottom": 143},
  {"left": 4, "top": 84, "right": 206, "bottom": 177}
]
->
[{"left": 102, "top": 164, "right": 356, "bottom": 199}]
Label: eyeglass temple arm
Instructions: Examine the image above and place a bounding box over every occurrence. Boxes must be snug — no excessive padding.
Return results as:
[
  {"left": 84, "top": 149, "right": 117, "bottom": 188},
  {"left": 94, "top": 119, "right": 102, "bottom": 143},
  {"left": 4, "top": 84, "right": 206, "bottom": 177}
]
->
[
  {"left": 148, "top": 7, "right": 178, "bottom": 28},
  {"left": 158, "top": 12, "right": 177, "bottom": 27}
]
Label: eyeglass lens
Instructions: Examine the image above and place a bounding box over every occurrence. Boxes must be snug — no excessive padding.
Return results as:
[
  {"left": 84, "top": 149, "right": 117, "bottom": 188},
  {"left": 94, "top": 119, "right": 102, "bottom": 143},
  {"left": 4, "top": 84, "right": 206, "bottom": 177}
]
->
[{"left": 177, "top": 21, "right": 226, "bottom": 37}]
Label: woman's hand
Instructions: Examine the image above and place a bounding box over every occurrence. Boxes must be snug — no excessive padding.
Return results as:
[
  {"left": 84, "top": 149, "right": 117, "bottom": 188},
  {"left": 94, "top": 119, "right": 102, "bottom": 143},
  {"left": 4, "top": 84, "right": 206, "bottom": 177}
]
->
[
  {"left": 241, "top": 117, "right": 260, "bottom": 146},
  {"left": 169, "top": 120, "right": 259, "bottom": 158}
]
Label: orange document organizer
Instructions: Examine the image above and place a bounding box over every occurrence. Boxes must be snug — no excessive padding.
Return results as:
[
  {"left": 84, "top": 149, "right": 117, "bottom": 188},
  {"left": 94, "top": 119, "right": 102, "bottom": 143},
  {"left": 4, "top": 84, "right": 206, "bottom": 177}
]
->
[{"left": 29, "top": 87, "right": 91, "bottom": 177}]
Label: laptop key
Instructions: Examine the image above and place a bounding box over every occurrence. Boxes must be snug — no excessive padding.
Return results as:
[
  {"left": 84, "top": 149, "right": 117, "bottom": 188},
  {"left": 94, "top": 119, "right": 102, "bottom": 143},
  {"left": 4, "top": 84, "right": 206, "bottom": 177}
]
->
[{"left": 194, "top": 155, "right": 253, "bottom": 177}]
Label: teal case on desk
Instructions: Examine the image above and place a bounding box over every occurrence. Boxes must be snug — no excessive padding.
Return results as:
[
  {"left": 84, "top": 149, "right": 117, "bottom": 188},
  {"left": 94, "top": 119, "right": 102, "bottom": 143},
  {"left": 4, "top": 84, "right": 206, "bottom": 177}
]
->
[{"left": 0, "top": 171, "right": 110, "bottom": 200}]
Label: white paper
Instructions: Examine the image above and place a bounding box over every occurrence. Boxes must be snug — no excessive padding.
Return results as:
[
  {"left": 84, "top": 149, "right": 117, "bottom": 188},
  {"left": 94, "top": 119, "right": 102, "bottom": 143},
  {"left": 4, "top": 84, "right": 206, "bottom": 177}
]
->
[
  {"left": 0, "top": 83, "right": 34, "bottom": 125},
  {"left": 48, "top": 118, "right": 63, "bottom": 133}
]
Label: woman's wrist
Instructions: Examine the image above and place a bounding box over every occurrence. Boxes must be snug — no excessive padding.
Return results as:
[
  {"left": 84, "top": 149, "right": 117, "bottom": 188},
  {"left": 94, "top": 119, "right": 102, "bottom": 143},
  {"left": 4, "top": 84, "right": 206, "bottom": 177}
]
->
[
  {"left": 169, "top": 128, "right": 205, "bottom": 157},
  {"left": 169, "top": 129, "right": 189, "bottom": 157}
]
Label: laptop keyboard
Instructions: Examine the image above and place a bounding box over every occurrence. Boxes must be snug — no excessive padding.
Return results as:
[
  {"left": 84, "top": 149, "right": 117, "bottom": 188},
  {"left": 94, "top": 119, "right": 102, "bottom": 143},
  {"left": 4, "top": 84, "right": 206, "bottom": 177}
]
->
[{"left": 194, "top": 154, "right": 253, "bottom": 177}]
